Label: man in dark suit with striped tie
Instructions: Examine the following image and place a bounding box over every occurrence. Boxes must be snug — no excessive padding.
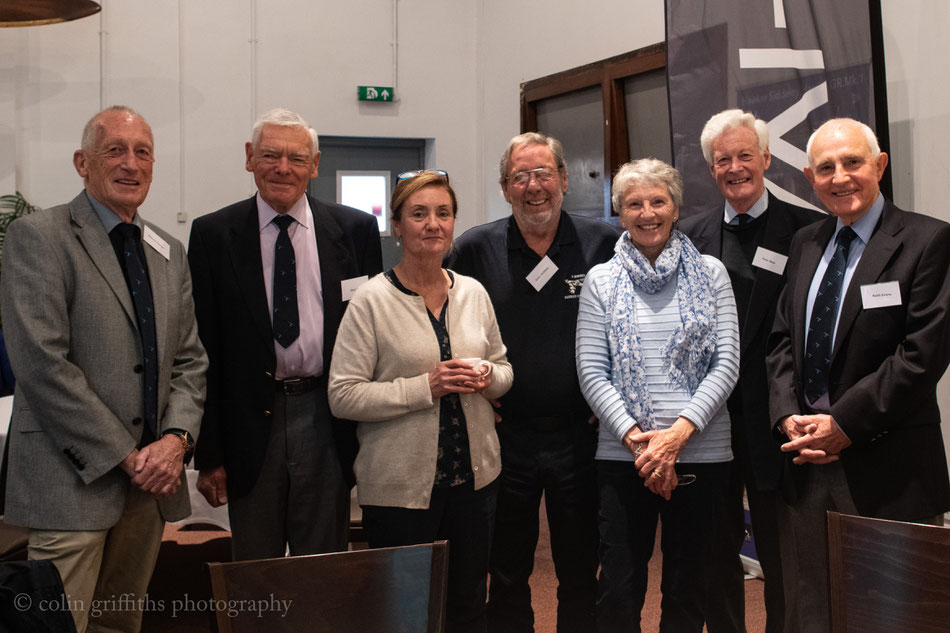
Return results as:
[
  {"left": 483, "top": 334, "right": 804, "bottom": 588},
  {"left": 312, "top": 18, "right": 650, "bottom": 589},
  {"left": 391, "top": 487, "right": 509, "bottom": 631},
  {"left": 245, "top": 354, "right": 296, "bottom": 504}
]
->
[{"left": 767, "top": 117, "right": 950, "bottom": 633}]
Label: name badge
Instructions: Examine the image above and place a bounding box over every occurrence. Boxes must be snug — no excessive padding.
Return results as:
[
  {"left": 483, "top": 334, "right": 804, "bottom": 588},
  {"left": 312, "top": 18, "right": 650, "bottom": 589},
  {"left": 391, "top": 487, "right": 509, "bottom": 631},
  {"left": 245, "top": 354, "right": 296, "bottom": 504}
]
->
[
  {"left": 751, "top": 247, "right": 787, "bottom": 275},
  {"left": 861, "top": 281, "right": 902, "bottom": 309},
  {"left": 341, "top": 275, "right": 369, "bottom": 302},
  {"left": 526, "top": 256, "right": 558, "bottom": 292},
  {"left": 143, "top": 225, "right": 170, "bottom": 260}
]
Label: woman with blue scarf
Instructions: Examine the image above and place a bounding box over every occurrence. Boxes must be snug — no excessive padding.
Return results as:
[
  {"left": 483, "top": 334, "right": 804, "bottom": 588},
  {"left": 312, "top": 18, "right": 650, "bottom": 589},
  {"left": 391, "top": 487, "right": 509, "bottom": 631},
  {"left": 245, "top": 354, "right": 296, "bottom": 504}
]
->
[{"left": 576, "top": 158, "right": 739, "bottom": 632}]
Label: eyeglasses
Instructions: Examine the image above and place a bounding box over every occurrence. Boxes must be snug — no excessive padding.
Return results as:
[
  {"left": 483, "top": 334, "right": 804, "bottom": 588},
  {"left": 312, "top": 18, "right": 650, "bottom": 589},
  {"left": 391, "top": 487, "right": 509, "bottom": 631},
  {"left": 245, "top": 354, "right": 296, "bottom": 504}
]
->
[
  {"left": 508, "top": 167, "right": 559, "bottom": 187},
  {"left": 397, "top": 169, "right": 449, "bottom": 183},
  {"left": 255, "top": 149, "right": 313, "bottom": 168}
]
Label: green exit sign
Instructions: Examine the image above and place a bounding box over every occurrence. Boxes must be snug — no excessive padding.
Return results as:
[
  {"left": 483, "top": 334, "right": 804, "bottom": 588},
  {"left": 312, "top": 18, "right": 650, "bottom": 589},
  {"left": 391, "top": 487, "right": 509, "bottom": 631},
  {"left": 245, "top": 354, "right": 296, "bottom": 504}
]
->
[{"left": 358, "top": 86, "right": 395, "bottom": 102}]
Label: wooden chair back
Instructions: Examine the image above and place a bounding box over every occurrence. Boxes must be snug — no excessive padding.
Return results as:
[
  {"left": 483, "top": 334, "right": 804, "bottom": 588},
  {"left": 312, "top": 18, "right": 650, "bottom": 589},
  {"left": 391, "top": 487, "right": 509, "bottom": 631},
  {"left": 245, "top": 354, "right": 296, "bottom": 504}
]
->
[
  {"left": 207, "top": 541, "right": 448, "bottom": 633},
  {"left": 827, "top": 511, "right": 950, "bottom": 633}
]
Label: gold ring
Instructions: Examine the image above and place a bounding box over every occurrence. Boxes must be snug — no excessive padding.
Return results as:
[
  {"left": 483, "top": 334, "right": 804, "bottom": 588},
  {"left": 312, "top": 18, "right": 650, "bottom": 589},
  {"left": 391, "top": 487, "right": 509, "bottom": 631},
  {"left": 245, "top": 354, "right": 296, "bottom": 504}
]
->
[{"left": 653, "top": 469, "right": 663, "bottom": 478}]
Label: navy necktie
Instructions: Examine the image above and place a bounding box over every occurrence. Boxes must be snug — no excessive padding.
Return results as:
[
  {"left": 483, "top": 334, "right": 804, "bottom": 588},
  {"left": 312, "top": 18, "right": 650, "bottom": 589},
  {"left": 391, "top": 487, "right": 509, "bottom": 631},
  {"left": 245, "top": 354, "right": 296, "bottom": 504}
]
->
[
  {"left": 272, "top": 215, "right": 299, "bottom": 348},
  {"left": 735, "top": 213, "right": 751, "bottom": 226},
  {"left": 804, "top": 226, "right": 857, "bottom": 404},
  {"left": 114, "top": 223, "right": 158, "bottom": 433}
]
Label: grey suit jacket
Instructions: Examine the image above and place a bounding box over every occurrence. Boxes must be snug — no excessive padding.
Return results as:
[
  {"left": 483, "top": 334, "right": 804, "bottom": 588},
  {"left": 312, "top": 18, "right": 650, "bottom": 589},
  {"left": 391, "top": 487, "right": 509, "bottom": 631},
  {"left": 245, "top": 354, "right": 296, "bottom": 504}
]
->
[{"left": 0, "top": 191, "right": 207, "bottom": 530}]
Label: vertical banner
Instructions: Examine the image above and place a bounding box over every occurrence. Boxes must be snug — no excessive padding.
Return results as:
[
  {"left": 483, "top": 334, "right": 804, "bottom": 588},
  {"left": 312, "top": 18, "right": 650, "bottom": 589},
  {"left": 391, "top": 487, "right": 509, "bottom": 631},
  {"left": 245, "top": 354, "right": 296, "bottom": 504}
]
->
[{"left": 666, "top": 0, "right": 882, "bottom": 215}]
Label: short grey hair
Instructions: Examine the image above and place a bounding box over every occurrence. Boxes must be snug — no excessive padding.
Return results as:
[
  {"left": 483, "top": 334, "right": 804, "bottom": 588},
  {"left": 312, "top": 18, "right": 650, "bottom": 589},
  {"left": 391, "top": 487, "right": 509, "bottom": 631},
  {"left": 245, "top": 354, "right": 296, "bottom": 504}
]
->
[
  {"left": 806, "top": 118, "right": 881, "bottom": 166},
  {"left": 81, "top": 105, "right": 149, "bottom": 151},
  {"left": 498, "top": 132, "right": 566, "bottom": 185},
  {"left": 611, "top": 158, "right": 684, "bottom": 214},
  {"left": 251, "top": 108, "right": 319, "bottom": 158},
  {"left": 699, "top": 109, "right": 769, "bottom": 165}
]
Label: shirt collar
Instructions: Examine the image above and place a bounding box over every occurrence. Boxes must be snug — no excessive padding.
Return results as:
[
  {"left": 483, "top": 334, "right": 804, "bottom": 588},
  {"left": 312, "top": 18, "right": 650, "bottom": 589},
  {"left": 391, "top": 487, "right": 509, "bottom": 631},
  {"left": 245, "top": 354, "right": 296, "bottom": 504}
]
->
[
  {"left": 256, "top": 192, "right": 312, "bottom": 232},
  {"left": 86, "top": 190, "right": 144, "bottom": 233},
  {"left": 723, "top": 189, "right": 768, "bottom": 224},
  {"left": 507, "top": 210, "right": 574, "bottom": 251},
  {"left": 835, "top": 193, "right": 885, "bottom": 245}
]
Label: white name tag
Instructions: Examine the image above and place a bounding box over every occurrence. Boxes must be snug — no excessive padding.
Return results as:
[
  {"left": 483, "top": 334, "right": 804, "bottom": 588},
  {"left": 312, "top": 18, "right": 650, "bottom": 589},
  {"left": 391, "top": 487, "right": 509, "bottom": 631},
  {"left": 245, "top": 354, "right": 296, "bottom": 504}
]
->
[
  {"left": 341, "top": 275, "right": 369, "bottom": 302},
  {"left": 526, "top": 256, "right": 558, "bottom": 292},
  {"left": 861, "top": 281, "right": 902, "bottom": 309},
  {"left": 142, "top": 225, "right": 170, "bottom": 260},
  {"left": 751, "top": 247, "right": 787, "bottom": 275}
]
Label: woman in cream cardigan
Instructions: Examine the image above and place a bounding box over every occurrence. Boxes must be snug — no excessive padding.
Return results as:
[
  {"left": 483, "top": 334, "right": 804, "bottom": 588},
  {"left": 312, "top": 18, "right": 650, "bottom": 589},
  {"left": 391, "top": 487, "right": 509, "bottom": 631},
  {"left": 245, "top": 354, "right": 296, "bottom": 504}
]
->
[{"left": 329, "top": 170, "right": 512, "bottom": 633}]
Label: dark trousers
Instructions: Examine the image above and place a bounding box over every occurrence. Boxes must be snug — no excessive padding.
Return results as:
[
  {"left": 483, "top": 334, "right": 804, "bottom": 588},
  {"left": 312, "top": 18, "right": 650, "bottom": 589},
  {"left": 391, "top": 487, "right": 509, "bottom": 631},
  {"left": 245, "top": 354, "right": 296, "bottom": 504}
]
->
[
  {"left": 778, "top": 461, "right": 857, "bottom": 633},
  {"left": 362, "top": 479, "right": 499, "bottom": 633},
  {"left": 704, "top": 461, "right": 747, "bottom": 633},
  {"left": 487, "top": 423, "right": 599, "bottom": 633},
  {"left": 227, "top": 387, "right": 349, "bottom": 560},
  {"left": 596, "top": 460, "right": 731, "bottom": 633},
  {"left": 705, "top": 457, "right": 787, "bottom": 633}
]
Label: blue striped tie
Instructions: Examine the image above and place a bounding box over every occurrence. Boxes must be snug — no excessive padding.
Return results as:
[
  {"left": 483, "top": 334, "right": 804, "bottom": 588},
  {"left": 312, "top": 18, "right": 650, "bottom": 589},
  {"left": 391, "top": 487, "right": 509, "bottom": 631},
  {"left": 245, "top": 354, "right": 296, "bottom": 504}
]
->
[{"left": 803, "top": 226, "right": 857, "bottom": 404}]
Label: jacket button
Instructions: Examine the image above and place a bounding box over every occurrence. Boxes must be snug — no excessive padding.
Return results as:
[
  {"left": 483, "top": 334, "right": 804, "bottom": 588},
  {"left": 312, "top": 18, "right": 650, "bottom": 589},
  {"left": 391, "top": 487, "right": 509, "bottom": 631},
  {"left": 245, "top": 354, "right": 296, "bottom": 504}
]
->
[
  {"left": 132, "top": 417, "right": 142, "bottom": 425},
  {"left": 134, "top": 364, "right": 144, "bottom": 374},
  {"left": 265, "top": 371, "right": 273, "bottom": 378},
  {"left": 263, "top": 410, "right": 272, "bottom": 417}
]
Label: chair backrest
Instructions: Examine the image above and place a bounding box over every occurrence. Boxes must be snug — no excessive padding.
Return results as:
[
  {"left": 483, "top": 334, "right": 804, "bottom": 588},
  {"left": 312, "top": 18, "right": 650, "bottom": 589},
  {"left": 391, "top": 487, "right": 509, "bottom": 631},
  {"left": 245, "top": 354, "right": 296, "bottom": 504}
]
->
[
  {"left": 827, "top": 511, "right": 950, "bottom": 633},
  {"left": 207, "top": 541, "right": 448, "bottom": 633}
]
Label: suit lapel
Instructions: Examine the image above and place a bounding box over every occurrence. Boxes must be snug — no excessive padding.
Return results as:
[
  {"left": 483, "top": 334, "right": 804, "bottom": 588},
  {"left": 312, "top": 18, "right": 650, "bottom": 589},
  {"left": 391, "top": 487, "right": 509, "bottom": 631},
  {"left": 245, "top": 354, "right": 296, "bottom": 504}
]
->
[
  {"left": 230, "top": 198, "right": 275, "bottom": 357},
  {"left": 685, "top": 211, "right": 723, "bottom": 258},
  {"left": 740, "top": 197, "right": 800, "bottom": 360},
  {"left": 69, "top": 194, "right": 137, "bottom": 325},
  {"left": 832, "top": 203, "right": 902, "bottom": 360},
  {"left": 310, "top": 197, "right": 354, "bottom": 368}
]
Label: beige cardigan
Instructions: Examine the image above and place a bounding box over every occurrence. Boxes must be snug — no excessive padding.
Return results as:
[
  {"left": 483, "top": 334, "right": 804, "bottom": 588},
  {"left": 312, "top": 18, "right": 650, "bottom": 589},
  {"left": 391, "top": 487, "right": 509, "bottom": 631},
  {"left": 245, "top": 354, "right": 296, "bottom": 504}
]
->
[{"left": 328, "top": 272, "right": 513, "bottom": 509}]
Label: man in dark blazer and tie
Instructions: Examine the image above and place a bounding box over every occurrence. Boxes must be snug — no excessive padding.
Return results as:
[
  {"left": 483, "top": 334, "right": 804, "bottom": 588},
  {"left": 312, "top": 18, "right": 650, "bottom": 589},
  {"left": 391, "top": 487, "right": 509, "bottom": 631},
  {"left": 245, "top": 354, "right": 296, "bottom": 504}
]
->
[
  {"left": 767, "top": 117, "right": 950, "bottom": 633},
  {"left": 188, "top": 108, "right": 382, "bottom": 559},
  {"left": 679, "top": 109, "right": 822, "bottom": 633},
  {"left": 0, "top": 106, "right": 207, "bottom": 633}
]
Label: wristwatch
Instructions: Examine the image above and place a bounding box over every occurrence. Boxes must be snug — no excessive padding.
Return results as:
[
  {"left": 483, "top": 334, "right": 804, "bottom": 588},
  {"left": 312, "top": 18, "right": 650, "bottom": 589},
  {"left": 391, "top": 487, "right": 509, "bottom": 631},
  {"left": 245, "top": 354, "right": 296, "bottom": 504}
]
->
[{"left": 163, "top": 429, "right": 195, "bottom": 463}]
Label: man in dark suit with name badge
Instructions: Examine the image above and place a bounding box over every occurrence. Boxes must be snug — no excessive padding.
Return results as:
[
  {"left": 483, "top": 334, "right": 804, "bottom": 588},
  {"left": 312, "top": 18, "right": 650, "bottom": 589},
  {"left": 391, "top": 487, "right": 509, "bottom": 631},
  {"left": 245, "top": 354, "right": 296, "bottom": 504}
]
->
[
  {"left": 188, "top": 108, "right": 382, "bottom": 559},
  {"left": 680, "top": 109, "right": 822, "bottom": 633},
  {"left": 767, "top": 117, "right": 950, "bottom": 633}
]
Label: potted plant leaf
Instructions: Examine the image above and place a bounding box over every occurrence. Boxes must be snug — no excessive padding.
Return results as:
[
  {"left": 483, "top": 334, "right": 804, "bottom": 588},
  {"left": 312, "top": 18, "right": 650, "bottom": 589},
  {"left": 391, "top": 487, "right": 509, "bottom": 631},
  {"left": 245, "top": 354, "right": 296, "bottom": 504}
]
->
[{"left": 0, "top": 191, "right": 41, "bottom": 395}]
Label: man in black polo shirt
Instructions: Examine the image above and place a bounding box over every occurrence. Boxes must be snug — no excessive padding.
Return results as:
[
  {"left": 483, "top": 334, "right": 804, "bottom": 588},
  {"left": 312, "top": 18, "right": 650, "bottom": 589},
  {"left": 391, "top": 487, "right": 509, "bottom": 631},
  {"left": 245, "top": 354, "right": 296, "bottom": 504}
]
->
[
  {"left": 679, "top": 109, "right": 822, "bottom": 633},
  {"left": 447, "top": 132, "right": 618, "bottom": 633}
]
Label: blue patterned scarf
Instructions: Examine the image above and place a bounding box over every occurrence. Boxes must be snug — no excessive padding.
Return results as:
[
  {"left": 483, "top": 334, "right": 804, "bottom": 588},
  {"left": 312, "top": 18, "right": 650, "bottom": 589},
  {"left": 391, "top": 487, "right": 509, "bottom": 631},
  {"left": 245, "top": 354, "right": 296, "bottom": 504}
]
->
[{"left": 606, "top": 230, "right": 717, "bottom": 431}]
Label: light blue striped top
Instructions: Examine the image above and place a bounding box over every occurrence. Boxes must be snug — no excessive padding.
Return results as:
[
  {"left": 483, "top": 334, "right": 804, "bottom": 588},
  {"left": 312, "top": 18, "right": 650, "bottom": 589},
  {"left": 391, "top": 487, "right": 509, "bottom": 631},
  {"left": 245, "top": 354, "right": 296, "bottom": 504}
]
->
[{"left": 576, "top": 255, "right": 739, "bottom": 463}]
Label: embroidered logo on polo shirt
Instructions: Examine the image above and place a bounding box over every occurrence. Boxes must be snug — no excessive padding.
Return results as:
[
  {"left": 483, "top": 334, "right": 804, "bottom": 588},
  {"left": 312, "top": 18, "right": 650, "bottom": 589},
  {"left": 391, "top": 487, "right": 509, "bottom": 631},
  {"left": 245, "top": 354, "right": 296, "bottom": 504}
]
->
[{"left": 564, "top": 274, "right": 585, "bottom": 299}]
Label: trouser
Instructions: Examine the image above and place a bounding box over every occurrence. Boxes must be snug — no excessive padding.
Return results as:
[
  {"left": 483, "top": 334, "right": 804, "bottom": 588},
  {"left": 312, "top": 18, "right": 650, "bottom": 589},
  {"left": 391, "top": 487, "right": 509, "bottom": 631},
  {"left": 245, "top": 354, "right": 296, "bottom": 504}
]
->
[
  {"left": 28, "top": 486, "right": 164, "bottom": 633},
  {"left": 778, "top": 461, "right": 857, "bottom": 633},
  {"left": 705, "top": 457, "right": 787, "bottom": 633},
  {"left": 227, "top": 386, "right": 349, "bottom": 560},
  {"left": 487, "top": 422, "right": 599, "bottom": 633},
  {"left": 362, "top": 479, "right": 499, "bottom": 633},
  {"left": 596, "top": 460, "right": 731, "bottom": 633}
]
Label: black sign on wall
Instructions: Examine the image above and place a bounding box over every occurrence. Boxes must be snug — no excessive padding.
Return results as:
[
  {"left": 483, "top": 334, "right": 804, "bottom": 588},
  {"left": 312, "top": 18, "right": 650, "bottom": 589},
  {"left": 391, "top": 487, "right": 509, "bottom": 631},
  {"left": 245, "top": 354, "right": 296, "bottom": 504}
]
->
[{"left": 666, "top": 0, "right": 889, "bottom": 217}]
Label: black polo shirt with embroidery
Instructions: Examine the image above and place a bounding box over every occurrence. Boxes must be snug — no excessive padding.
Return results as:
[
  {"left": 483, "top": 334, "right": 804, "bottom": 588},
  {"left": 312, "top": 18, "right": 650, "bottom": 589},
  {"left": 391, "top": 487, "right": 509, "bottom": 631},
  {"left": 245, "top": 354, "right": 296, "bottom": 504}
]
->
[{"left": 447, "top": 211, "right": 619, "bottom": 422}]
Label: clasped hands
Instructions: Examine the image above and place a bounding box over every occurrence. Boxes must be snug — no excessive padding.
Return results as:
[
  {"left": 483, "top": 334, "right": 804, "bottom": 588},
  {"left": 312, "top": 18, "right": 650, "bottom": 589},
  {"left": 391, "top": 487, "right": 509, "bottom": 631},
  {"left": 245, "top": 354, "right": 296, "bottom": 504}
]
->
[
  {"left": 624, "top": 417, "right": 694, "bottom": 501},
  {"left": 780, "top": 414, "right": 852, "bottom": 465},
  {"left": 428, "top": 358, "right": 493, "bottom": 398},
  {"left": 120, "top": 433, "right": 187, "bottom": 498}
]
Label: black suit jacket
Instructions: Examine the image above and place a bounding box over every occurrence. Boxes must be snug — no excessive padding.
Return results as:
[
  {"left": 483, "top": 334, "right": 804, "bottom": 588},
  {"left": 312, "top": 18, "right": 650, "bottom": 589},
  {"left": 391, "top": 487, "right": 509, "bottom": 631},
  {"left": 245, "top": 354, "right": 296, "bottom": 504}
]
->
[
  {"left": 767, "top": 200, "right": 950, "bottom": 520},
  {"left": 188, "top": 195, "right": 382, "bottom": 497},
  {"left": 679, "top": 192, "right": 822, "bottom": 490}
]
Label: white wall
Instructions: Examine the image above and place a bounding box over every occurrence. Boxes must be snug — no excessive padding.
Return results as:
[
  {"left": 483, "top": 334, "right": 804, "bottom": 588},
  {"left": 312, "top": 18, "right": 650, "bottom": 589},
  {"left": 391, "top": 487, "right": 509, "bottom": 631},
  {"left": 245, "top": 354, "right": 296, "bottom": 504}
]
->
[
  {"left": 2, "top": 0, "right": 950, "bottom": 454},
  {"left": 0, "top": 0, "right": 478, "bottom": 244}
]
